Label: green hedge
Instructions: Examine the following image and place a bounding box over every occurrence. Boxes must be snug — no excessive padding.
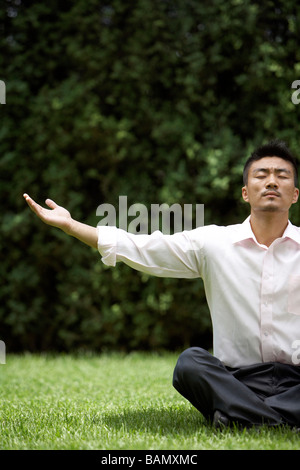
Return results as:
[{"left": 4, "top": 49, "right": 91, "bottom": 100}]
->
[{"left": 1, "top": 0, "right": 300, "bottom": 352}]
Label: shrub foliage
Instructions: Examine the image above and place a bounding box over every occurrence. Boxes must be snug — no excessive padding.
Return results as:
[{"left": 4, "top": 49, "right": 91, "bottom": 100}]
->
[{"left": 1, "top": 0, "right": 300, "bottom": 352}]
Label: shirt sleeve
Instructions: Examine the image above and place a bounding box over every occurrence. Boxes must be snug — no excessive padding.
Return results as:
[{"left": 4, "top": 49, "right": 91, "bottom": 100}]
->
[{"left": 97, "top": 225, "right": 203, "bottom": 278}]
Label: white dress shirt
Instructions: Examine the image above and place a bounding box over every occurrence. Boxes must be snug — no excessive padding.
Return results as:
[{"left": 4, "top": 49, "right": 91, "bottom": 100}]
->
[{"left": 97, "top": 217, "right": 300, "bottom": 367}]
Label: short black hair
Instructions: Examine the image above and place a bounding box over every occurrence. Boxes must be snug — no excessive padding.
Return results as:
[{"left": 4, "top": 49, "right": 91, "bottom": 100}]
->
[{"left": 243, "top": 140, "right": 298, "bottom": 187}]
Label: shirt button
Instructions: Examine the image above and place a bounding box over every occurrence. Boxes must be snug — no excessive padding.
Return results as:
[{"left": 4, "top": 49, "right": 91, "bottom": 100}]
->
[{"left": 264, "top": 331, "right": 268, "bottom": 337}]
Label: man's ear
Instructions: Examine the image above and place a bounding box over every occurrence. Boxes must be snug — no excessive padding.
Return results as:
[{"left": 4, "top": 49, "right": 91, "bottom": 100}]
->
[
  {"left": 242, "top": 186, "right": 249, "bottom": 203},
  {"left": 292, "top": 187, "right": 300, "bottom": 204}
]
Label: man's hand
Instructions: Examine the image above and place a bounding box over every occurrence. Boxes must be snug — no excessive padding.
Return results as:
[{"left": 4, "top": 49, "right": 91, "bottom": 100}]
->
[
  {"left": 23, "top": 194, "right": 73, "bottom": 234},
  {"left": 23, "top": 194, "right": 98, "bottom": 248}
]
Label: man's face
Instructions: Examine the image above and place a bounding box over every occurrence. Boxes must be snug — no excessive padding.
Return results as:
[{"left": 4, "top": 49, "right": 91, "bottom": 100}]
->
[{"left": 242, "top": 156, "right": 299, "bottom": 214}]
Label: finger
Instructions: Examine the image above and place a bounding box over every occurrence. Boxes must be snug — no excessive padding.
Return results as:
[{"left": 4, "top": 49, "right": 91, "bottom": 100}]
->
[
  {"left": 23, "top": 193, "right": 45, "bottom": 217},
  {"left": 23, "top": 193, "right": 31, "bottom": 202},
  {"left": 23, "top": 193, "right": 36, "bottom": 208},
  {"left": 45, "top": 198, "right": 58, "bottom": 209}
]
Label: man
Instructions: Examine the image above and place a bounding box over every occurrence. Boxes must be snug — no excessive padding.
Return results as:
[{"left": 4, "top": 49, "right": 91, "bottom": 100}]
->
[{"left": 24, "top": 139, "right": 300, "bottom": 429}]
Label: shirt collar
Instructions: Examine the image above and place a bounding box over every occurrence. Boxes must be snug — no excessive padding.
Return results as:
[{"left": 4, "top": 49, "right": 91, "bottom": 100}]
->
[
  {"left": 233, "top": 216, "right": 300, "bottom": 246},
  {"left": 232, "top": 216, "right": 256, "bottom": 244},
  {"left": 282, "top": 220, "right": 300, "bottom": 245}
]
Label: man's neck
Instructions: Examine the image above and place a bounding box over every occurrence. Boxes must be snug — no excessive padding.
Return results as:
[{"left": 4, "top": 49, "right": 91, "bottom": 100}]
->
[{"left": 249, "top": 211, "right": 289, "bottom": 247}]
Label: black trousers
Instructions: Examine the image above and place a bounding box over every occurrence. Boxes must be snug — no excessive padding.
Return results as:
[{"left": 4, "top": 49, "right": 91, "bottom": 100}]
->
[{"left": 173, "top": 347, "right": 300, "bottom": 427}]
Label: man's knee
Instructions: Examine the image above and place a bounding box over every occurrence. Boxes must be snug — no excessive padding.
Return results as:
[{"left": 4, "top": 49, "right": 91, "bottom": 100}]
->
[
  {"left": 175, "top": 347, "right": 213, "bottom": 370},
  {"left": 173, "top": 347, "right": 211, "bottom": 388}
]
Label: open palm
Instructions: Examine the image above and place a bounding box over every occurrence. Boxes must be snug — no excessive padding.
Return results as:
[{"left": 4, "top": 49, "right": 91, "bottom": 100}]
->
[{"left": 23, "top": 194, "right": 72, "bottom": 233}]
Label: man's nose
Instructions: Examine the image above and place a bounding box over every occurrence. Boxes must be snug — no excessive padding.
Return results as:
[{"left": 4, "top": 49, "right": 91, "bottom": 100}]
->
[{"left": 266, "top": 176, "right": 278, "bottom": 188}]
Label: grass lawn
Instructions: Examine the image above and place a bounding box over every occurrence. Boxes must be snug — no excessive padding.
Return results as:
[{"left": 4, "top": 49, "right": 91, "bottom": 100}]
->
[{"left": 0, "top": 352, "right": 299, "bottom": 450}]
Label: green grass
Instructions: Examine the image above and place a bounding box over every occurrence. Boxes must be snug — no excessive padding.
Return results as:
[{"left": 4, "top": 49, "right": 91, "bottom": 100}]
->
[{"left": 0, "top": 353, "right": 299, "bottom": 450}]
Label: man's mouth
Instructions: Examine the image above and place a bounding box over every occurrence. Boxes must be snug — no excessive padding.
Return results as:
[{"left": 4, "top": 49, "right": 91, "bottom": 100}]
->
[{"left": 262, "top": 191, "right": 280, "bottom": 197}]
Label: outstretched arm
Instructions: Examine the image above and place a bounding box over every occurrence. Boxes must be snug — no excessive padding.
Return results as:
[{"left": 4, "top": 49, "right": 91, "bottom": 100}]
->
[{"left": 23, "top": 194, "right": 98, "bottom": 249}]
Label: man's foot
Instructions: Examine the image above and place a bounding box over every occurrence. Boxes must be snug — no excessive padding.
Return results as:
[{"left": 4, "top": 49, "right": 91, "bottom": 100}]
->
[{"left": 213, "top": 410, "right": 230, "bottom": 429}]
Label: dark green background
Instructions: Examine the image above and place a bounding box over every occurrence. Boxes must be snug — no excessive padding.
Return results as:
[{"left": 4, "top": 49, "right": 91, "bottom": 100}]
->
[{"left": 1, "top": 0, "right": 300, "bottom": 353}]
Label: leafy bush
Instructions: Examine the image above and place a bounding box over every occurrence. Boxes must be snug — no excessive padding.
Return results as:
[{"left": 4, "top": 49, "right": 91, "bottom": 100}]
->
[{"left": 1, "top": 0, "right": 300, "bottom": 352}]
